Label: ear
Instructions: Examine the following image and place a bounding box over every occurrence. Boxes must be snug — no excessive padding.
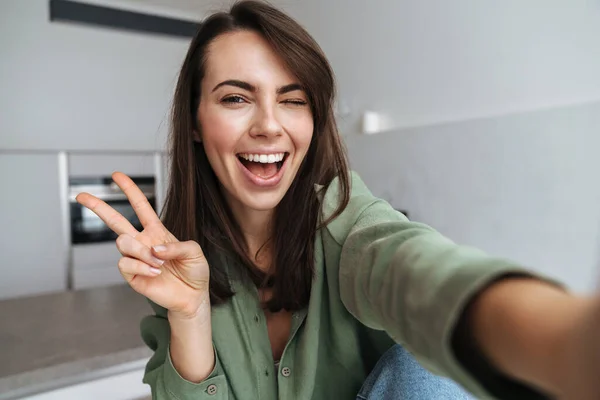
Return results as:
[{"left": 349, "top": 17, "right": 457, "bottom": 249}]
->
[{"left": 193, "top": 130, "right": 202, "bottom": 143}]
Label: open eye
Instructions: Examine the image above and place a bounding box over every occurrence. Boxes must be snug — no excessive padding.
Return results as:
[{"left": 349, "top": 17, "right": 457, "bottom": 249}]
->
[{"left": 222, "top": 95, "right": 247, "bottom": 104}]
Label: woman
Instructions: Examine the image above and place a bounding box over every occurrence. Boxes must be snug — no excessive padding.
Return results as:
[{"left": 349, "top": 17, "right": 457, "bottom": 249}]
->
[{"left": 77, "top": 1, "right": 600, "bottom": 399}]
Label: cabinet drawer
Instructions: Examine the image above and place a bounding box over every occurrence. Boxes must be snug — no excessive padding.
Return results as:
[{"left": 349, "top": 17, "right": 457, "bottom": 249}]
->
[
  {"left": 73, "top": 266, "right": 124, "bottom": 290},
  {"left": 72, "top": 243, "right": 120, "bottom": 270}
]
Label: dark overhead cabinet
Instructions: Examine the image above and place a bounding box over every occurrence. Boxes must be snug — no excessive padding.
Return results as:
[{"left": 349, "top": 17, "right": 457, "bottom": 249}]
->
[{"left": 49, "top": 0, "right": 200, "bottom": 38}]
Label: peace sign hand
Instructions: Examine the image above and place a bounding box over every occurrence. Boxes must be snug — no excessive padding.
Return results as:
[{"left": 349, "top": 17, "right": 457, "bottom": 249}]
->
[{"left": 76, "top": 172, "right": 210, "bottom": 319}]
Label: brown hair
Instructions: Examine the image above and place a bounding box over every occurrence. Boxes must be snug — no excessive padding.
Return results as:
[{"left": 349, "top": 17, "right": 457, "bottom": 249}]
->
[{"left": 162, "top": 0, "right": 350, "bottom": 312}]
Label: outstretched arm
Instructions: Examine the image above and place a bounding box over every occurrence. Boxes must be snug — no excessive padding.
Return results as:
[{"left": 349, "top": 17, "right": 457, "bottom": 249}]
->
[{"left": 461, "top": 277, "right": 598, "bottom": 399}]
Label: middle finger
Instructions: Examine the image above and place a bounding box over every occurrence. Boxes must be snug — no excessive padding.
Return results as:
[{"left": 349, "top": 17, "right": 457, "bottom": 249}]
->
[{"left": 112, "top": 172, "right": 162, "bottom": 229}]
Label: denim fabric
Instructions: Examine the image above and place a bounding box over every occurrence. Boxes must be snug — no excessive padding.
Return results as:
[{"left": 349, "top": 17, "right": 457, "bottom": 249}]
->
[{"left": 357, "top": 345, "right": 474, "bottom": 400}]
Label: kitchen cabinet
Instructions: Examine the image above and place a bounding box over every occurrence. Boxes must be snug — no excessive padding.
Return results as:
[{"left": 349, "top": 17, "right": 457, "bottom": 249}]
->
[
  {"left": 0, "top": 153, "right": 68, "bottom": 300},
  {"left": 0, "top": 151, "right": 168, "bottom": 299},
  {"left": 68, "top": 152, "right": 162, "bottom": 290},
  {"left": 72, "top": 242, "right": 123, "bottom": 289},
  {"left": 68, "top": 153, "right": 157, "bottom": 177}
]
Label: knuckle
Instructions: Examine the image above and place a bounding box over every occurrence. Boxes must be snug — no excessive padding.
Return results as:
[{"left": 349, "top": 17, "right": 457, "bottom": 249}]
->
[
  {"left": 141, "top": 245, "right": 151, "bottom": 257},
  {"left": 115, "top": 234, "right": 127, "bottom": 249},
  {"left": 186, "top": 239, "right": 200, "bottom": 250},
  {"left": 131, "top": 198, "right": 149, "bottom": 211},
  {"left": 117, "top": 257, "right": 127, "bottom": 270},
  {"left": 188, "top": 241, "right": 205, "bottom": 259}
]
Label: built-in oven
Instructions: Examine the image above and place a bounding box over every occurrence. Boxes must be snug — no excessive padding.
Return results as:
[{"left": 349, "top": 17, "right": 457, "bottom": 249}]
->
[{"left": 69, "top": 176, "right": 156, "bottom": 244}]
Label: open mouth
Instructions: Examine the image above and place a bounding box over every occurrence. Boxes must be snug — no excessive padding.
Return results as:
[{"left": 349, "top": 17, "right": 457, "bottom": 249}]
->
[{"left": 236, "top": 152, "right": 289, "bottom": 179}]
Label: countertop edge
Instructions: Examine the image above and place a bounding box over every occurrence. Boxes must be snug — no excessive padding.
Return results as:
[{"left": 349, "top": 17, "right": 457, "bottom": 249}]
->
[{"left": 0, "top": 346, "right": 152, "bottom": 400}]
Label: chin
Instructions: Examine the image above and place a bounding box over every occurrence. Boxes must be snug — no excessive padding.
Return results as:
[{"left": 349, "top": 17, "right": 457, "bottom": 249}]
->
[{"left": 238, "top": 191, "right": 287, "bottom": 212}]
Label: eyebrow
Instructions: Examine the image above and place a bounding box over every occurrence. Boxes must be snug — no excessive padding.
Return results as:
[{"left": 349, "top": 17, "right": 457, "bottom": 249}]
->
[
  {"left": 277, "top": 83, "right": 303, "bottom": 95},
  {"left": 211, "top": 80, "right": 304, "bottom": 95}
]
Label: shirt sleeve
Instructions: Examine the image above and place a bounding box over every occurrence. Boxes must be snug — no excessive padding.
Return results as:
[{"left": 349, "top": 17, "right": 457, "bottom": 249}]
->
[
  {"left": 140, "top": 301, "right": 229, "bottom": 400},
  {"left": 334, "top": 173, "right": 554, "bottom": 399}
]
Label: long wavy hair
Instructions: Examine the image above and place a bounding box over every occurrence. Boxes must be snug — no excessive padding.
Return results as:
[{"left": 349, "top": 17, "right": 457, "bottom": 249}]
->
[{"left": 161, "top": 0, "right": 350, "bottom": 312}]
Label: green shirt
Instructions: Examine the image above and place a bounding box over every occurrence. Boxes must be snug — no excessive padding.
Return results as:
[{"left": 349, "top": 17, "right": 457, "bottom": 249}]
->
[{"left": 140, "top": 172, "right": 538, "bottom": 399}]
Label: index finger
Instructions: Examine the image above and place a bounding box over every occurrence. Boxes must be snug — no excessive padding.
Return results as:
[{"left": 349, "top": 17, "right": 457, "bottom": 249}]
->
[
  {"left": 111, "top": 171, "right": 162, "bottom": 229},
  {"left": 75, "top": 192, "right": 139, "bottom": 236}
]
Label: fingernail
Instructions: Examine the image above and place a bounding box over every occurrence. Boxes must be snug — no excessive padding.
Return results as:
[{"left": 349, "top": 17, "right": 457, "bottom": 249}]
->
[
  {"left": 153, "top": 245, "right": 167, "bottom": 252},
  {"left": 152, "top": 256, "right": 164, "bottom": 266},
  {"left": 149, "top": 267, "right": 162, "bottom": 275}
]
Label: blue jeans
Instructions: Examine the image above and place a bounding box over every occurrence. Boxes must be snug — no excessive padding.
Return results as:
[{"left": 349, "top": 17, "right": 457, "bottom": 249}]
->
[{"left": 357, "top": 345, "right": 474, "bottom": 400}]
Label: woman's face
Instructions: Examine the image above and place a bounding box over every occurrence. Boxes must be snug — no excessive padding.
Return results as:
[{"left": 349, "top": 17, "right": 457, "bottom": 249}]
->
[{"left": 197, "top": 30, "right": 314, "bottom": 214}]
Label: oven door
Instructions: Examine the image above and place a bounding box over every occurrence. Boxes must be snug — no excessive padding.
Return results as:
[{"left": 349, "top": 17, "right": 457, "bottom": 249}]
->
[
  {"left": 70, "top": 197, "right": 156, "bottom": 244},
  {"left": 69, "top": 176, "right": 156, "bottom": 244}
]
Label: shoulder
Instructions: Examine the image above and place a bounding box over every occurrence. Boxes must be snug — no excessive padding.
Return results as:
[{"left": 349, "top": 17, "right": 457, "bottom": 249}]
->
[{"left": 317, "top": 171, "right": 383, "bottom": 245}]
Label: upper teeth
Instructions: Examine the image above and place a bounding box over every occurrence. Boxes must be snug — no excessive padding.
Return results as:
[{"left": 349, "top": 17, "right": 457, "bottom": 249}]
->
[{"left": 239, "top": 153, "right": 285, "bottom": 163}]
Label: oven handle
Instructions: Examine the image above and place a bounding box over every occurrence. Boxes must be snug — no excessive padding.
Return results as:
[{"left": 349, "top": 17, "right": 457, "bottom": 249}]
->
[{"left": 68, "top": 192, "right": 156, "bottom": 202}]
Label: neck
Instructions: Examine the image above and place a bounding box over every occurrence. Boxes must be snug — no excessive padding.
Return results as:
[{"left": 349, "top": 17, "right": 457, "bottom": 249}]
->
[{"left": 225, "top": 195, "right": 274, "bottom": 271}]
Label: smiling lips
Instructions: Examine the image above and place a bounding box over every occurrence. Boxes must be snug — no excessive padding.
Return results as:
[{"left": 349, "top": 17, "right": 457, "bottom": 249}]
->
[{"left": 237, "top": 152, "right": 289, "bottom": 186}]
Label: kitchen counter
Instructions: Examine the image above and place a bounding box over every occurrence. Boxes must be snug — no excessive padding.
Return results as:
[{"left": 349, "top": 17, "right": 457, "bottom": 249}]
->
[{"left": 0, "top": 284, "right": 154, "bottom": 399}]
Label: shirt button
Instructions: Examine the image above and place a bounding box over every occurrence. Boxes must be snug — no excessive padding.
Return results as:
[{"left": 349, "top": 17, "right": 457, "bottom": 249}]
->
[
  {"left": 254, "top": 315, "right": 260, "bottom": 323},
  {"left": 207, "top": 384, "right": 218, "bottom": 395},
  {"left": 281, "top": 367, "right": 291, "bottom": 377}
]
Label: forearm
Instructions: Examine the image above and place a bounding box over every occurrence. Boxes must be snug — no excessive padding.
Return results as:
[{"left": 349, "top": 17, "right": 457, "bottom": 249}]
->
[
  {"left": 468, "top": 277, "right": 593, "bottom": 395},
  {"left": 168, "top": 292, "right": 215, "bottom": 383}
]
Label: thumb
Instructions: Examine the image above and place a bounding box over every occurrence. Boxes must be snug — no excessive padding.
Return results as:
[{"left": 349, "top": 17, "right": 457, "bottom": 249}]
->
[{"left": 151, "top": 240, "right": 204, "bottom": 261}]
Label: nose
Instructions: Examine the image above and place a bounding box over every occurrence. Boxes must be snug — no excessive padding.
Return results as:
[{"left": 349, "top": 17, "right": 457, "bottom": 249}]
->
[{"left": 249, "top": 104, "right": 283, "bottom": 139}]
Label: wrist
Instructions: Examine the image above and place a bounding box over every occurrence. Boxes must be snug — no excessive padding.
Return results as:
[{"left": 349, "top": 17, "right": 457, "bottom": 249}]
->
[
  {"left": 168, "top": 292, "right": 211, "bottom": 324},
  {"left": 168, "top": 291, "right": 214, "bottom": 383}
]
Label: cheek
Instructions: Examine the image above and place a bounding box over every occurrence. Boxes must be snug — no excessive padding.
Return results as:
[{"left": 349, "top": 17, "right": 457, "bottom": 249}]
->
[
  {"left": 279, "top": 109, "right": 313, "bottom": 153},
  {"left": 198, "top": 104, "right": 244, "bottom": 155},
  {"left": 292, "top": 115, "right": 314, "bottom": 155}
]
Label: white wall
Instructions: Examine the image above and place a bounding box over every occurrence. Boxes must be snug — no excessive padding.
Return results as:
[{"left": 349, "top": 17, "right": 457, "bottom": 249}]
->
[
  {"left": 344, "top": 102, "right": 600, "bottom": 293},
  {"left": 5, "top": 0, "right": 598, "bottom": 146},
  {"left": 274, "top": 0, "right": 600, "bottom": 133},
  {"left": 0, "top": 0, "right": 195, "bottom": 152}
]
